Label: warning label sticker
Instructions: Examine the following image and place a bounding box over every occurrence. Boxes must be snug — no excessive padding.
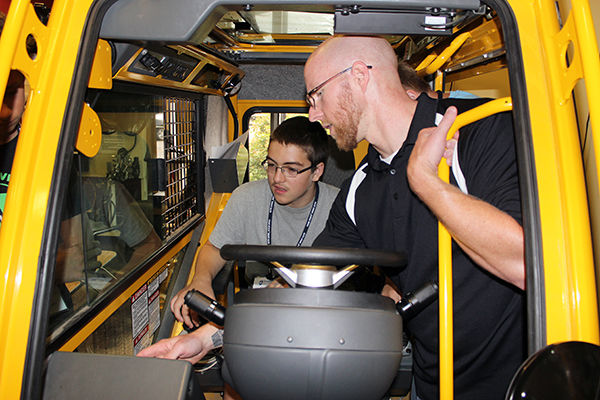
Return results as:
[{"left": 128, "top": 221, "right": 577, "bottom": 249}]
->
[{"left": 131, "top": 284, "right": 149, "bottom": 339}]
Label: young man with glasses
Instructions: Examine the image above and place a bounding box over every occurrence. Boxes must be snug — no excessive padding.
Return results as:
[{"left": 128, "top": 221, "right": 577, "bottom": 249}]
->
[
  {"left": 304, "top": 36, "right": 525, "bottom": 400},
  {"left": 138, "top": 116, "right": 339, "bottom": 373}
]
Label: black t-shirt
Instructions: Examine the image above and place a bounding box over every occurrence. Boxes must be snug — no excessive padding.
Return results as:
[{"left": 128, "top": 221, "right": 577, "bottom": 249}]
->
[
  {"left": 0, "top": 136, "right": 18, "bottom": 229},
  {"left": 315, "top": 94, "right": 525, "bottom": 400}
]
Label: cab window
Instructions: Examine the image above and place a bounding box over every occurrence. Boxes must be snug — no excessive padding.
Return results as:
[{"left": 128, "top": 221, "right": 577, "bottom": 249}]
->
[{"left": 48, "top": 89, "right": 201, "bottom": 334}]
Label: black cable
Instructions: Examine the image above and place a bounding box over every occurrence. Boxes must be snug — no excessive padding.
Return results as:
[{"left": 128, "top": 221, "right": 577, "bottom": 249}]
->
[
  {"left": 125, "top": 132, "right": 137, "bottom": 153},
  {"left": 223, "top": 96, "right": 239, "bottom": 140}
]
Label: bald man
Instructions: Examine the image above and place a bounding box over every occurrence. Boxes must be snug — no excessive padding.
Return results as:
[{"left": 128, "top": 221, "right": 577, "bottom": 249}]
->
[{"left": 305, "top": 36, "right": 525, "bottom": 400}]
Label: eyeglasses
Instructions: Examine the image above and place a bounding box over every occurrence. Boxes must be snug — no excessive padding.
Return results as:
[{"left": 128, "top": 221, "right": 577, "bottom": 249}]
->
[
  {"left": 306, "top": 64, "right": 372, "bottom": 108},
  {"left": 261, "top": 159, "right": 313, "bottom": 178}
]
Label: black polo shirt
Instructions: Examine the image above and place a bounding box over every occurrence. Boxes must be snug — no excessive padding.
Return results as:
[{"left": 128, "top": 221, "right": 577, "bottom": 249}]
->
[{"left": 315, "top": 93, "right": 525, "bottom": 400}]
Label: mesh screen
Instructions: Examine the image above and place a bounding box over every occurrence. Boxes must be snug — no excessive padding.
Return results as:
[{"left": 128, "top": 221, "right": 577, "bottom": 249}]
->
[{"left": 161, "top": 97, "right": 198, "bottom": 238}]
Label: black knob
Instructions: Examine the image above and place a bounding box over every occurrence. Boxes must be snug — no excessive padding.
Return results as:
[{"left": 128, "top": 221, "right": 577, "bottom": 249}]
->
[
  {"left": 184, "top": 290, "right": 226, "bottom": 327},
  {"left": 397, "top": 282, "right": 438, "bottom": 320}
]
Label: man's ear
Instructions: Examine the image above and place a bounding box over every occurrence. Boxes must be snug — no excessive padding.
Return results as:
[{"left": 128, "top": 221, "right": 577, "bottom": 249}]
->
[
  {"left": 350, "top": 62, "right": 370, "bottom": 92},
  {"left": 406, "top": 89, "right": 419, "bottom": 100},
  {"left": 311, "top": 162, "right": 325, "bottom": 181}
]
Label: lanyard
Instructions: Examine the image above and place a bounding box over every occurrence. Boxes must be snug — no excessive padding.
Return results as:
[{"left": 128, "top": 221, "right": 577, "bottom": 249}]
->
[{"left": 267, "top": 183, "right": 319, "bottom": 246}]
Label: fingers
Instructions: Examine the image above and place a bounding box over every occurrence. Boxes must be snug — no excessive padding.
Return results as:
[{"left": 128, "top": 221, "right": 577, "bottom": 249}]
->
[
  {"left": 171, "top": 288, "right": 199, "bottom": 327},
  {"left": 170, "top": 290, "right": 185, "bottom": 321},
  {"left": 407, "top": 108, "right": 460, "bottom": 196},
  {"left": 438, "top": 106, "right": 458, "bottom": 140},
  {"left": 444, "top": 130, "right": 460, "bottom": 166},
  {"left": 181, "top": 305, "right": 198, "bottom": 329},
  {"left": 138, "top": 333, "right": 207, "bottom": 363},
  {"left": 185, "top": 349, "right": 209, "bottom": 365},
  {"left": 137, "top": 339, "right": 170, "bottom": 358},
  {"left": 381, "top": 284, "right": 401, "bottom": 303},
  {"left": 444, "top": 137, "right": 457, "bottom": 166},
  {"left": 136, "top": 347, "right": 156, "bottom": 358}
]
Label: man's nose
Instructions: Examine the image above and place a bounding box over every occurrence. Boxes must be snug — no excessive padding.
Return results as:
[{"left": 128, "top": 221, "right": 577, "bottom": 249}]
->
[
  {"left": 273, "top": 167, "right": 286, "bottom": 182},
  {"left": 308, "top": 106, "right": 323, "bottom": 122}
]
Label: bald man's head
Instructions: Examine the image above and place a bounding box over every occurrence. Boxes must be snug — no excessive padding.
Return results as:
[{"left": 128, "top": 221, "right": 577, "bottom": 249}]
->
[
  {"left": 307, "top": 36, "right": 398, "bottom": 74},
  {"left": 304, "top": 36, "right": 410, "bottom": 152},
  {"left": 305, "top": 36, "right": 403, "bottom": 100}
]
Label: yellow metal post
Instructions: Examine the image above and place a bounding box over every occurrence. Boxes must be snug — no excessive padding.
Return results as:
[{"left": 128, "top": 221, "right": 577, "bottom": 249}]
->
[
  {"left": 438, "top": 97, "right": 513, "bottom": 400},
  {"left": 416, "top": 32, "right": 472, "bottom": 77},
  {"left": 0, "top": 1, "right": 96, "bottom": 398}
]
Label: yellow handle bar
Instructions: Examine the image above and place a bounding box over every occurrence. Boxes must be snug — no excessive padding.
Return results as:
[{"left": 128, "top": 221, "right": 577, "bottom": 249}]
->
[
  {"left": 437, "top": 97, "right": 513, "bottom": 400},
  {"left": 416, "top": 32, "right": 472, "bottom": 76}
]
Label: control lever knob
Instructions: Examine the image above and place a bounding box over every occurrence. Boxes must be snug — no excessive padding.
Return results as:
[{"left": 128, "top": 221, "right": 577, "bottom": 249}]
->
[
  {"left": 397, "top": 282, "right": 439, "bottom": 320},
  {"left": 184, "top": 289, "right": 226, "bottom": 327}
]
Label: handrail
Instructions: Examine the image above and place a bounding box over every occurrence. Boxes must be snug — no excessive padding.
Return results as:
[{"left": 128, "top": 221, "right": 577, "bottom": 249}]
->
[
  {"left": 416, "top": 53, "right": 438, "bottom": 73},
  {"left": 437, "top": 97, "right": 513, "bottom": 400},
  {"left": 416, "top": 32, "right": 472, "bottom": 77}
]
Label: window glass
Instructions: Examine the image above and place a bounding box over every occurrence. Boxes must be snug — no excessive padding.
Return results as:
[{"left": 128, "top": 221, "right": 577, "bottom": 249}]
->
[
  {"left": 48, "top": 91, "right": 201, "bottom": 336},
  {"left": 75, "top": 248, "right": 184, "bottom": 355}
]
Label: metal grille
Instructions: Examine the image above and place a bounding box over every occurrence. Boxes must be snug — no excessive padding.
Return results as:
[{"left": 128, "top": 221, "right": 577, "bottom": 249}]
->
[{"left": 161, "top": 97, "right": 198, "bottom": 238}]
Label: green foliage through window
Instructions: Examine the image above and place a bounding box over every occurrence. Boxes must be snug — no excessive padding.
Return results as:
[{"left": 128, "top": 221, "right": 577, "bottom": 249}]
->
[{"left": 248, "top": 113, "right": 270, "bottom": 181}]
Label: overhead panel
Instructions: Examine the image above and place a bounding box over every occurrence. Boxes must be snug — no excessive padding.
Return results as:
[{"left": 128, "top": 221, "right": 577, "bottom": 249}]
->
[
  {"left": 113, "top": 44, "right": 245, "bottom": 95},
  {"left": 335, "top": 10, "right": 453, "bottom": 36},
  {"left": 100, "top": 0, "right": 481, "bottom": 43}
]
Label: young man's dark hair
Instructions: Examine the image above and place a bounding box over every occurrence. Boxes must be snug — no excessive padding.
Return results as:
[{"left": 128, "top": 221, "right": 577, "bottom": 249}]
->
[
  {"left": 398, "top": 60, "right": 431, "bottom": 93},
  {"left": 270, "top": 116, "right": 329, "bottom": 168}
]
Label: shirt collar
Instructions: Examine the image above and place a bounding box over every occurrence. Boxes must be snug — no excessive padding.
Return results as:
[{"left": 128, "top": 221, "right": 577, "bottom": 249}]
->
[
  {"left": 404, "top": 93, "right": 438, "bottom": 146},
  {"left": 366, "top": 93, "right": 439, "bottom": 171}
]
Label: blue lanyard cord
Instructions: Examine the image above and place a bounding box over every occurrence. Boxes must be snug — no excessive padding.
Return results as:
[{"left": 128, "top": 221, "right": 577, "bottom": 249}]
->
[{"left": 267, "top": 183, "right": 319, "bottom": 246}]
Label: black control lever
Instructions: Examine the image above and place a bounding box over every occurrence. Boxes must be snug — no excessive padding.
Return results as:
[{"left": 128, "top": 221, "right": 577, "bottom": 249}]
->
[
  {"left": 184, "top": 290, "right": 226, "bottom": 327},
  {"left": 396, "top": 282, "right": 439, "bottom": 320}
]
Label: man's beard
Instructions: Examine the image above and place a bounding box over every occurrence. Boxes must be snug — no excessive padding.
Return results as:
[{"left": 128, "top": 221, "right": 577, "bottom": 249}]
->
[{"left": 331, "top": 82, "right": 362, "bottom": 151}]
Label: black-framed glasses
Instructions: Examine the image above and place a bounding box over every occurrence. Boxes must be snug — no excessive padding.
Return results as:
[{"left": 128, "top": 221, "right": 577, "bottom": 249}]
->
[
  {"left": 305, "top": 64, "right": 372, "bottom": 108},
  {"left": 261, "top": 159, "right": 313, "bottom": 178}
]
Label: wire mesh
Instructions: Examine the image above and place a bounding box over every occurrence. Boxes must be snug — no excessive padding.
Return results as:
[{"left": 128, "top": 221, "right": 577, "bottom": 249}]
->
[{"left": 161, "top": 97, "right": 198, "bottom": 238}]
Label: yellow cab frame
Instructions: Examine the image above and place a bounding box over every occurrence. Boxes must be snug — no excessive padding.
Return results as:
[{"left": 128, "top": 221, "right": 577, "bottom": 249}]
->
[{"left": 0, "top": 0, "right": 599, "bottom": 399}]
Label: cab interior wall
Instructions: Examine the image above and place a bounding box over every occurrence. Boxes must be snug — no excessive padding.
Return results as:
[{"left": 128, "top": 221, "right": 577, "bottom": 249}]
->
[
  {"left": 39, "top": 0, "right": 538, "bottom": 367},
  {"left": 92, "top": 0, "right": 527, "bottom": 280},
  {"left": 238, "top": 64, "right": 306, "bottom": 101}
]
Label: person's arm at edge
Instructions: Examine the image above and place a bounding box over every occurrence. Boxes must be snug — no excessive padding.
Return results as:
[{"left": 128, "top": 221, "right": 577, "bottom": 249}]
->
[
  {"left": 170, "top": 241, "right": 227, "bottom": 327},
  {"left": 406, "top": 107, "right": 525, "bottom": 290}
]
